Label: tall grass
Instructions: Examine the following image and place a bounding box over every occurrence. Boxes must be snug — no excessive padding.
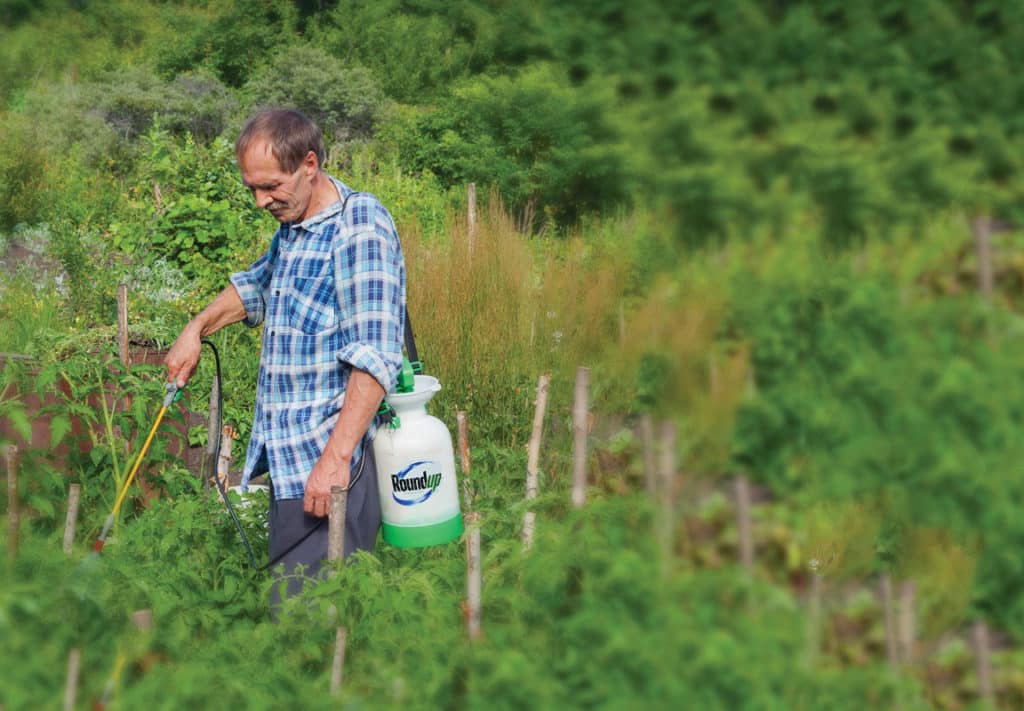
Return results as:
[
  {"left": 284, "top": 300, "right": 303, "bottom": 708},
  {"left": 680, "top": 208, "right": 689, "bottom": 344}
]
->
[{"left": 401, "top": 198, "right": 747, "bottom": 468}]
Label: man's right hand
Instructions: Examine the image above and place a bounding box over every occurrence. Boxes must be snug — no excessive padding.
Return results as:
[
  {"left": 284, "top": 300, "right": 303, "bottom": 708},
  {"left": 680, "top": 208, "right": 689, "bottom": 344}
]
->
[{"left": 164, "top": 323, "right": 202, "bottom": 388}]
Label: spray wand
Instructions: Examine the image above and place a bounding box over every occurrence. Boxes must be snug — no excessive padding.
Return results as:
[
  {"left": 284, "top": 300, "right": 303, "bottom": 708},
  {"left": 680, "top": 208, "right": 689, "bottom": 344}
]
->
[{"left": 92, "top": 382, "right": 183, "bottom": 553}]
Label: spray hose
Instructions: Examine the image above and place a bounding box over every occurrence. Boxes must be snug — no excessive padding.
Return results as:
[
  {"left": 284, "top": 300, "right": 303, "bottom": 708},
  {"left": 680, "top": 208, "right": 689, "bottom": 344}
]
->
[{"left": 202, "top": 339, "right": 259, "bottom": 569}]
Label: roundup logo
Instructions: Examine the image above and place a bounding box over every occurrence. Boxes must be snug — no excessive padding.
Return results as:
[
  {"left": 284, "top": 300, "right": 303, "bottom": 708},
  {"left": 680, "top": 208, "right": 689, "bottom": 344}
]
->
[{"left": 391, "top": 460, "right": 443, "bottom": 506}]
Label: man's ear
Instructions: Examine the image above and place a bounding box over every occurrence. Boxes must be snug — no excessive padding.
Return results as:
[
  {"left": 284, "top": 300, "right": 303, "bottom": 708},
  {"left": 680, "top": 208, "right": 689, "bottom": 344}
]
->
[{"left": 303, "top": 149, "right": 319, "bottom": 175}]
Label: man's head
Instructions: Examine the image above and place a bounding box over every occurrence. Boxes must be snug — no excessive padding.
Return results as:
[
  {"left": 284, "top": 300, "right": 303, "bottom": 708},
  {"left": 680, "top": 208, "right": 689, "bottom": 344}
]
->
[{"left": 236, "top": 109, "right": 327, "bottom": 223}]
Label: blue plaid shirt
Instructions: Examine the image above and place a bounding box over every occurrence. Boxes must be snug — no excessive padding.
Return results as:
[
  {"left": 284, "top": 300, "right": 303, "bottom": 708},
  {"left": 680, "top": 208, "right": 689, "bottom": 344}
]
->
[{"left": 229, "top": 176, "right": 406, "bottom": 500}]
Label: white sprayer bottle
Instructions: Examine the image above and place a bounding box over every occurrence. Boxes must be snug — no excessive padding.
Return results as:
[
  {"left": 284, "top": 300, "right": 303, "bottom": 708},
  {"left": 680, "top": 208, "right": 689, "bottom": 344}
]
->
[{"left": 373, "top": 374, "right": 464, "bottom": 547}]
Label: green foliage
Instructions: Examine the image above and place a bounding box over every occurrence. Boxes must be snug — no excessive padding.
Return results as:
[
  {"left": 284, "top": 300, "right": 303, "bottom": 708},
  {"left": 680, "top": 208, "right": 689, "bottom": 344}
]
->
[
  {"left": 0, "top": 112, "right": 56, "bottom": 229},
  {"left": 724, "top": 238, "right": 1024, "bottom": 636},
  {"left": 127, "top": 126, "right": 271, "bottom": 296},
  {"left": 310, "top": 0, "right": 506, "bottom": 103},
  {"left": 153, "top": 0, "right": 299, "bottom": 88},
  {"left": 242, "top": 45, "right": 390, "bottom": 143},
  {"left": 388, "top": 64, "right": 630, "bottom": 229},
  {"left": 0, "top": 493, "right": 921, "bottom": 709}
]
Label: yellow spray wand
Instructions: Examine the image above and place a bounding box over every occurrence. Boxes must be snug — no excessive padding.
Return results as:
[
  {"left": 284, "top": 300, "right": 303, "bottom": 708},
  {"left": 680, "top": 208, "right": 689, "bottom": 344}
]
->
[{"left": 93, "top": 382, "right": 182, "bottom": 553}]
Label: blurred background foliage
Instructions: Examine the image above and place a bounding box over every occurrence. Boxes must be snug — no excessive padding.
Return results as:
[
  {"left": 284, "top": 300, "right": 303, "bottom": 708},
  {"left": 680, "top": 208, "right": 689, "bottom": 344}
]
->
[{"left": 3, "top": 0, "right": 1024, "bottom": 707}]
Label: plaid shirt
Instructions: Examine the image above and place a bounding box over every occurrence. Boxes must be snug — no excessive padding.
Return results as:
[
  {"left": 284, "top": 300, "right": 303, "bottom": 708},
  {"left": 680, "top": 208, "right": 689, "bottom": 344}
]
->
[{"left": 229, "top": 176, "right": 406, "bottom": 500}]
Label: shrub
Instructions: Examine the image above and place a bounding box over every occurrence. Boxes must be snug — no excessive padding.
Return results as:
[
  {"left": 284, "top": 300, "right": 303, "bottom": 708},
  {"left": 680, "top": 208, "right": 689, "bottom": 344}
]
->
[
  {"left": 387, "top": 64, "right": 630, "bottom": 230},
  {"left": 242, "top": 45, "right": 389, "bottom": 144}
]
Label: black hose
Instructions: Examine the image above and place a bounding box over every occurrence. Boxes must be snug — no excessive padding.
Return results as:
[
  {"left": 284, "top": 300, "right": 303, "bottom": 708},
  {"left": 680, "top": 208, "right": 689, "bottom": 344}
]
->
[
  {"left": 200, "top": 339, "right": 368, "bottom": 572},
  {"left": 201, "top": 339, "right": 259, "bottom": 569}
]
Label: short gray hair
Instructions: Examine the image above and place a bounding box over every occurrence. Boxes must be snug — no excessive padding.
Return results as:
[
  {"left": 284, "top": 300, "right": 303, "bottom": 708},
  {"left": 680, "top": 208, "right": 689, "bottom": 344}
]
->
[{"left": 235, "top": 108, "right": 325, "bottom": 172}]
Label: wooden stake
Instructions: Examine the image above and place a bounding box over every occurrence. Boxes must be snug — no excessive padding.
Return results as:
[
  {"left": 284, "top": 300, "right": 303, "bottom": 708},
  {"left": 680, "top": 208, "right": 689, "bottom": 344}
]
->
[
  {"left": 328, "top": 486, "right": 349, "bottom": 566},
  {"left": 216, "top": 425, "right": 236, "bottom": 490},
  {"left": 63, "top": 648, "right": 81, "bottom": 711},
  {"left": 117, "top": 283, "right": 130, "bottom": 368},
  {"left": 6, "top": 445, "right": 18, "bottom": 563},
  {"left": 63, "top": 483, "right": 81, "bottom": 555},
  {"left": 618, "top": 301, "right": 626, "bottom": 347},
  {"left": 658, "top": 422, "right": 677, "bottom": 567},
  {"left": 205, "top": 375, "right": 221, "bottom": 490},
  {"left": 640, "top": 414, "right": 656, "bottom": 496},
  {"left": 880, "top": 573, "right": 899, "bottom": 669},
  {"left": 807, "top": 573, "right": 824, "bottom": 666},
  {"left": 457, "top": 410, "right": 471, "bottom": 507},
  {"left": 466, "top": 511, "right": 482, "bottom": 642},
  {"left": 898, "top": 580, "right": 916, "bottom": 665},
  {"left": 571, "top": 367, "right": 590, "bottom": 509},
  {"left": 330, "top": 626, "right": 348, "bottom": 696},
  {"left": 523, "top": 374, "right": 550, "bottom": 549},
  {"left": 734, "top": 474, "right": 754, "bottom": 573},
  {"left": 708, "top": 353, "right": 719, "bottom": 399},
  {"left": 326, "top": 484, "right": 348, "bottom": 693},
  {"left": 467, "top": 183, "right": 477, "bottom": 255},
  {"left": 972, "top": 217, "right": 993, "bottom": 302},
  {"left": 130, "top": 609, "right": 153, "bottom": 633},
  {"left": 972, "top": 620, "right": 994, "bottom": 705}
]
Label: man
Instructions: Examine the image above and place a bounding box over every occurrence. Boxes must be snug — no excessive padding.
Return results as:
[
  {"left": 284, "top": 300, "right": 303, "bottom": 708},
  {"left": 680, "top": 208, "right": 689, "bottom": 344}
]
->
[{"left": 164, "top": 108, "right": 405, "bottom": 606}]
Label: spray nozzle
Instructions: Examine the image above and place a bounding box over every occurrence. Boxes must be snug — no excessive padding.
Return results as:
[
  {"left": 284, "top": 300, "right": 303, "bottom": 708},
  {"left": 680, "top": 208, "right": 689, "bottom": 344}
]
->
[{"left": 163, "top": 382, "right": 185, "bottom": 408}]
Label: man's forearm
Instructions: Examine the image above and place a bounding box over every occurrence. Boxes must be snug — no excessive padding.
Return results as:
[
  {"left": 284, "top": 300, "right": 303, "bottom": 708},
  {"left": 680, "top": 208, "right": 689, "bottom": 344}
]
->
[
  {"left": 190, "top": 285, "right": 248, "bottom": 336},
  {"left": 165, "top": 285, "right": 247, "bottom": 387},
  {"left": 322, "top": 369, "right": 386, "bottom": 467}
]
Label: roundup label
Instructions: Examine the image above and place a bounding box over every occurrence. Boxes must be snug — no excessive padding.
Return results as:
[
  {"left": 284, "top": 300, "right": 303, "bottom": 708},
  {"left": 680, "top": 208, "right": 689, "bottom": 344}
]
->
[{"left": 391, "top": 460, "right": 443, "bottom": 506}]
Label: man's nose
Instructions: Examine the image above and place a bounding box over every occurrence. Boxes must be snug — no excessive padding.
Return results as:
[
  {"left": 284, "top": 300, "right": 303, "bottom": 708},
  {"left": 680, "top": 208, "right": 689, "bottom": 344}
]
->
[{"left": 254, "top": 189, "right": 274, "bottom": 209}]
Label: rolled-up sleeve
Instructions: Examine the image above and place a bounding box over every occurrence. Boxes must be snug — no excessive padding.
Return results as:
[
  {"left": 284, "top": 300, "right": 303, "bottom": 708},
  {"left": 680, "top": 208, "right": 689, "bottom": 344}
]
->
[
  {"left": 229, "top": 231, "right": 280, "bottom": 327},
  {"left": 334, "top": 226, "right": 406, "bottom": 393}
]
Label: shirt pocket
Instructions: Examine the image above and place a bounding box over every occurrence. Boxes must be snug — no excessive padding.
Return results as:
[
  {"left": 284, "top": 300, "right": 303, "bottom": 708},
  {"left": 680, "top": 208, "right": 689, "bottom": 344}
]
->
[{"left": 285, "top": 258, "right": 338, "bottom": 334}]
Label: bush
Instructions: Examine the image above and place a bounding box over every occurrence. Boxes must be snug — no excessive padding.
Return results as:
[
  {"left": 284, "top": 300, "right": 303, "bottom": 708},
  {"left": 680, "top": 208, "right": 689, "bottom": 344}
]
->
[
  {"left": 153, "top": 0, "right": 299, "bottom": 88},
  {"left": 242, "top": 45, "right": 390, "bottom": 144},
  {"left": 387, "top": 64, "right": 630, "bottom": 230},
  {"left": 0, "top": 112, "right": 54, "bottom": 229}
]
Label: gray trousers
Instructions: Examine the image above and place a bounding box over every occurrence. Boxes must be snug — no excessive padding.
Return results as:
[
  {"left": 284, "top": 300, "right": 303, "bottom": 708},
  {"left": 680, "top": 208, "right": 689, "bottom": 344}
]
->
[{"left": 267, "top": 444, "right": 381, "bottom": 611}]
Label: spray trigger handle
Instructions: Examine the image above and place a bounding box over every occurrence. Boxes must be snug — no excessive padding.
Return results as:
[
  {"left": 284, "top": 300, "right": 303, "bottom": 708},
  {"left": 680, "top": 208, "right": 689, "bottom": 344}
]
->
[{"left": 377, "top": 402, "right": 401, "bottom": 429}]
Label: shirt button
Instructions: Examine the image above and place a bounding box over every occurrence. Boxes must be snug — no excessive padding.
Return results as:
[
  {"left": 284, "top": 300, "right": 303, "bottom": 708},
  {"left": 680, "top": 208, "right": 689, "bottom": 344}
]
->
[
  {"left": 275, "top": 290, "right": 280, "bottom": 296},
  {"left": 270, "top": 330, "right": 276, "bottom": 337}
]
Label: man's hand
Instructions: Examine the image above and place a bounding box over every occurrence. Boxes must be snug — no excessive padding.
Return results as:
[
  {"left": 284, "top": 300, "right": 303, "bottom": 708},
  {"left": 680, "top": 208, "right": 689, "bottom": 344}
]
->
[
  {"left": 303, "top": 451, "right": 350, "bottom": 518},
  {"left": 164, "top": 322, "right": 202, "bottom": 388}
]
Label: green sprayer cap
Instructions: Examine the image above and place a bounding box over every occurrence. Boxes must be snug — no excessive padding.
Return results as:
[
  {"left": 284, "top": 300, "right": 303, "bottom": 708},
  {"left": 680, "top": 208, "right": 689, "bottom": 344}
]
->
[{"left": 396, "top": 357, "right": 423, "bottom": 394}]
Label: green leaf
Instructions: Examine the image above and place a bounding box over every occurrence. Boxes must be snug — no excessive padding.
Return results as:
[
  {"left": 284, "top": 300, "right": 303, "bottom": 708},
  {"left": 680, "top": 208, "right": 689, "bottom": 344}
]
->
[
  {"left": 6, "top": 407, "right": 31, "bottom": 443},
  {"left": 28, "top": 494, "right": 55, "bottom": 518},
  {"left": 50, "top": 414, "right": 71, "bottom": 449}
]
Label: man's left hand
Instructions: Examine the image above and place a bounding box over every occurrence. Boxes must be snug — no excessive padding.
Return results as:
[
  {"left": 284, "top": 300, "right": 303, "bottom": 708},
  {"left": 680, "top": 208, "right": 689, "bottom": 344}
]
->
[{"left": 303, "top": 453, "right": 350, "bottom": 518}]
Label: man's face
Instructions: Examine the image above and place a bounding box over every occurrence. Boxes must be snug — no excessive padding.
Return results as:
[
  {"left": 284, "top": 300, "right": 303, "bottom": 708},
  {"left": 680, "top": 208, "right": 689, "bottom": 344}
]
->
[{"left": 239, "top": 138, "right": 316, "bottom": 223}]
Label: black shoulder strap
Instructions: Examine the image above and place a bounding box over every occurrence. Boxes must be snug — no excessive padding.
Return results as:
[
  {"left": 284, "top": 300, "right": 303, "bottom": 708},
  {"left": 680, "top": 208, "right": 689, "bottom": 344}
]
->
[{"left": 404, "top": 312, "right": 419, "bottom": 364}]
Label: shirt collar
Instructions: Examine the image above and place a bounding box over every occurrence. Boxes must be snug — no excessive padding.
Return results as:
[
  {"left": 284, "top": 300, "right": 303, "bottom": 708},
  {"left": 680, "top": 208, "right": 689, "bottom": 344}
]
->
[{"left": 288, "top": 175, "right": 353, "bottom": 235}]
